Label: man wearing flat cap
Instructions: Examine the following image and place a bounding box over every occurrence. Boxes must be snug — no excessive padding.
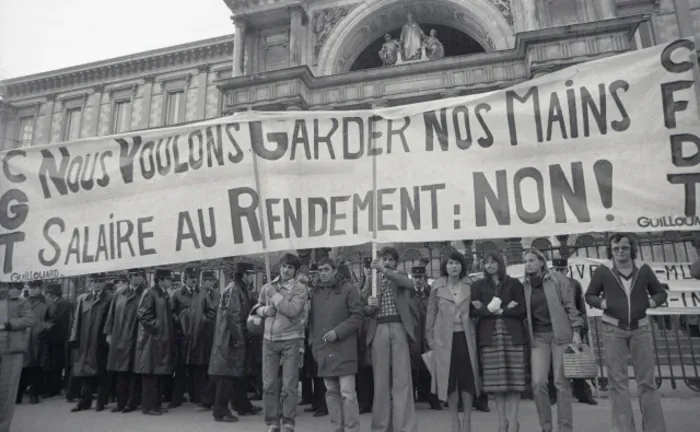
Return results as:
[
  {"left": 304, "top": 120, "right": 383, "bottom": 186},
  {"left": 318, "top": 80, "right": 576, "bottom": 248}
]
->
[
  {"left": 104, "top": 270, "right": 145, "bottom": 413},
  {"left": 0, "top": 282, "right": 34, "bottom": 432},
  {"left": 135, "top": 268, "right": 176, "bottom": 416},
  {"left": 43, "top": 283, "right": 73, "bottom": 398},
  {"left": 552, "top": 258, "right": 596, "bottom": 406},
  {"left": 169, "top": 267, "right": 216, "bottom": 409},
  {"left": 69, "top": 273, "right": 114, "bottom": 413}
]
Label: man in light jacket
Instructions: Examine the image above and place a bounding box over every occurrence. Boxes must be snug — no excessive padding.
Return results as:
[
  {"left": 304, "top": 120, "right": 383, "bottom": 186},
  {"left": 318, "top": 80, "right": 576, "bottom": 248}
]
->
[
  {"left": 254, "top": 253, "right": 308, "bottom": 432},
  {"left": 309, "top": 258, "right": 364, "bottom": 432},
  {"left": 585, "top": 233, "right": 668, "bottom": 432},
  {"left": 0, "top": 283, "right": 34, "bottom": 432}
]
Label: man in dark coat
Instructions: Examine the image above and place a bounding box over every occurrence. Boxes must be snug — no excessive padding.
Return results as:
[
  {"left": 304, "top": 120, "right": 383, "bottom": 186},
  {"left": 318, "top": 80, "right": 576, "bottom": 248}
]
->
[
  {"left": 104, "top": 269, "right": 145, "bottom": 413},
  {"left": 302, "top": 264, "right": 328, "bottom": 417},
  {"left": 43, "top": 283, "right": 72, "bottom": 397},
  {"left": 69, "top": 273, "right": 113, "bottom": 412},
  {"left": 16, "top": 280, "right": 48, "bottom": 404},
  {"left": 309, "top": 258, "right": 364, "bottom": 432},
  {"left": 552, "top": 258, "right": 597, "bottom": 405},
  {"left": 1, "top": 282, "right": 35, "bottom": 432},
  {"left": 169, "top": 267, "right": 216, "bottom": 408},
  {"left": 135, "top": 268, "right": 176, "bottom": 416},
  {"left": 207, "top": 265, "right": 250, "bottom": 422}
]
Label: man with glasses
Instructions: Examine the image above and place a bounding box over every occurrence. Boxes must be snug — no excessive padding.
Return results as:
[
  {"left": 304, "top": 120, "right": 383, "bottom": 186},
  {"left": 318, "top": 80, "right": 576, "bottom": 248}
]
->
[{"left": 585, "top": 234, "right": 668, "bottom": 432}]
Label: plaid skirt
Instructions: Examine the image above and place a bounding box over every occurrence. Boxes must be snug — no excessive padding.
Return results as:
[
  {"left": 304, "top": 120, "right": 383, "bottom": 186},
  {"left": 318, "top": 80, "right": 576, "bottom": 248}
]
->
[{"left": 480, "top": 319, "right": 526, "bottom": 394}]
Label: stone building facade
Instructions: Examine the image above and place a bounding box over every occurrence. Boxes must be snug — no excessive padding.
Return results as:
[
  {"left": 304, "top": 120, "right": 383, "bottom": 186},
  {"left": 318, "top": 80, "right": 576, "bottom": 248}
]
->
[{"left": 0, "top": 0, "right": 699, "bottom": 279}]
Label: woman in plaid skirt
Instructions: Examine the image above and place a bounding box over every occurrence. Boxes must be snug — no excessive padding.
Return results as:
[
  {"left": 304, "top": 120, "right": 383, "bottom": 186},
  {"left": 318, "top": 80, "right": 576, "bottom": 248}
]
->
[{"left": 471, "top": 252, "right": 527, "bottom": 432}]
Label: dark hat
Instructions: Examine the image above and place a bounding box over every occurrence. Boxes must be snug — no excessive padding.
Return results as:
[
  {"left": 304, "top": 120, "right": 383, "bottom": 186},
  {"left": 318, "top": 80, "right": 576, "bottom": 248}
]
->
[
  {"left": 154, "top": 268, "right": 172, "bottom": 280},
  {"left": 234, "top": 262, "right": 255, "bottom": 274},
  {"left": 112, "top": 272, "right": 129, "bottom": 282},
  {"left": 411, "top": 266, "right": 426, "bottom": 276},
  {"left": 171, "top": 272, "right": 182, "bottom": 282},
  {"left": 28, "top": 280, "right": 43, "bottom": 288},
  {"left": 309, "top": 263, "right": 319, "bottom": 273},
  {"left": 337, "top": 263, "right": 351, "bottom": 280},
  {"left": 202, "top": 271, "right": 217, "bottom": 281},
  {"left": 128, "top": 268, "right": 146, "bottom": 275},
  {"left": 45, "top": 283, "right": 62, "bottom": 295},
  {"left": 552, "top": 258, "right": 568, "bottom": 269},
  {"left": 88, "top": 272, "right": 107, "bottom": 281},
  {"left": 184, "top": 267, "right": 199, "bottom": 279}
]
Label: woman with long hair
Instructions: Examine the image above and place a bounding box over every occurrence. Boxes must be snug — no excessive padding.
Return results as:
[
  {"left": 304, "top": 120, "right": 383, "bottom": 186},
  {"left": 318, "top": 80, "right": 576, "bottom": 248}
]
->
[
  {"left": 472, "top": 252, "right": 527, "bottom": 432},
  {"left": 522, "top": 249, "right": 584, "bottom": 432},
  {"left": 425, "top": 251, "right": 481, "bottom": 432}
]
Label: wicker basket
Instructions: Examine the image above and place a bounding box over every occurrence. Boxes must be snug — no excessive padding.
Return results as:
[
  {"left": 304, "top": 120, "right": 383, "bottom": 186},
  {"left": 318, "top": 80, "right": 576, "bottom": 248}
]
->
[{"left": 563, "top": 344, "right": 598, "bottom": 379}]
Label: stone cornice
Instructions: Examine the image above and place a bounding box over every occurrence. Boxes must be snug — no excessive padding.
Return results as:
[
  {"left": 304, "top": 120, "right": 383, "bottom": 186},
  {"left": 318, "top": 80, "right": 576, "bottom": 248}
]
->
[
  {"left": 217, "top": 14, "right": 645, "bottom": 109},
  {"left": 224, "top": 0, "right": 302, "bottom": 14},
  {"left": 1, "top": 35, "right": 233, "bottom": 99}
]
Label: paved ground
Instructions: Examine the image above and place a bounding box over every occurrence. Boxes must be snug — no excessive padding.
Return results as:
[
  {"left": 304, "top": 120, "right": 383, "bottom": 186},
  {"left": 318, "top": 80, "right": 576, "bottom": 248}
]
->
[{"left": 12, "top": 384, "right": 700, "bottom": 432}]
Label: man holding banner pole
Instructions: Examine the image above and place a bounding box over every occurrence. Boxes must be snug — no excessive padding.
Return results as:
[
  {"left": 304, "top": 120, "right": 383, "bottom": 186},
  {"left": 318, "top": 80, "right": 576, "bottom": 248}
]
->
[{"left": 365, "top": 246, "right": 418, "bottom": 432}]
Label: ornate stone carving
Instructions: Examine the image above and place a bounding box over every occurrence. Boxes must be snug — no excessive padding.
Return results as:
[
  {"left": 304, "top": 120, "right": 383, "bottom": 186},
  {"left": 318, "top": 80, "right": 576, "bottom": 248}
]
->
[
  {"left": 400, "top": 13, "right": 425, "bottom": 61},
  {"left": 378, "top": 34, "right": 402, "bottom": 66},
  {"left": 312, "top": 4, "right": 359, "bottom": 64},
  {"left": 488, "top": 0, "right": 514, "bottom": 27},
  {"left": 423, "top": 29, "right": 445, "bottom": 60}
]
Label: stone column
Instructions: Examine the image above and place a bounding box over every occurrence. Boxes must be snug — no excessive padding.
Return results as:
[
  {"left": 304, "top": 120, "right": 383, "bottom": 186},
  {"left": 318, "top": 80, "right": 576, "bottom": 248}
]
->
[
  {"left": 231, "top": 16, "right": 247, "bottom": 77},
  {"left": 140, "top": 75, "right": 155, "bottom": 129},
  {"left": 42, "top": 95, "right": 55, "bottom": 145},
  {"left": 514, "top": 0, "right": 539, "bottom": 33},
  {"left": 597, "top": 0, "right": 617, "bottom": 20},
  {"left": 288, "top": 6, "right": 305, "bottom": 67},
  {"left": 195, "top": 64, "right": 209, "bottom": 120},
  {"left": 89, "top": 85, "right": 103, "bottom": 137},
  {"left": 505, "top": 238, "right": 525, "bottom": 264}
]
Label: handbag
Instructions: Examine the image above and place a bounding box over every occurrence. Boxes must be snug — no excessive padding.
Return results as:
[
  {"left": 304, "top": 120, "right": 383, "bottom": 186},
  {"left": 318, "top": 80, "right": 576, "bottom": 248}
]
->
[
  {"left": 246, "top": 304, "right": 265, "bottom": 336},
  {"left": 563, "top": 344, "right": 598, "bottom": 379}
]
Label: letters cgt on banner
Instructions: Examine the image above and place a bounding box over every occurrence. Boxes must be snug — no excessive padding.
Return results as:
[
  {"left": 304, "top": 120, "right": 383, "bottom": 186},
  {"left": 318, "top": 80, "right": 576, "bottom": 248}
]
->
[{"left": 1, "top": 39, "right": 699, "bottom": 281}]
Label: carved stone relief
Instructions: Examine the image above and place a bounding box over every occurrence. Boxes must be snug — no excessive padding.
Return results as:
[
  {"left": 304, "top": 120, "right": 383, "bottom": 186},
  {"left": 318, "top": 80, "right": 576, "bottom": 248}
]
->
[
  {"left": 312, "top": 4, "right": 360, "bottom": 64},
  {"left": 488, "top": 0, "right": 514, "bottom": 27}
]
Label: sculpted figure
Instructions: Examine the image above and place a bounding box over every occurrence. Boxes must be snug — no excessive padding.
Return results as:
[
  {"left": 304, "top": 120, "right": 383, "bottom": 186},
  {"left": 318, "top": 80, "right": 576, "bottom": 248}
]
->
[
  {"left": 423, "top": 29, "right": 445, "bottom": 60},
  {"left": 400, "top": 13, "right": 425, "bottom": 61},
  {"left": 378, "top": 34, "right": 402, "bottom": 66}
]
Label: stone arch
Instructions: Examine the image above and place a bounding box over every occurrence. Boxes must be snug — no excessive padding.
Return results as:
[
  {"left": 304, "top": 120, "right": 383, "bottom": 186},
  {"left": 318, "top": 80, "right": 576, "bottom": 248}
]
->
[{"left": 316, "top": 0, "right": 515, "bottom": 76}]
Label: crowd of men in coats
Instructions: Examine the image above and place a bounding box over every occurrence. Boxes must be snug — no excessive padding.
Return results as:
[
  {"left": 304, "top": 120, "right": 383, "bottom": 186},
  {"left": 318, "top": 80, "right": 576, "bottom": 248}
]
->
[{"left": 3, "top": 250, "right": 699, "bottom": 432}]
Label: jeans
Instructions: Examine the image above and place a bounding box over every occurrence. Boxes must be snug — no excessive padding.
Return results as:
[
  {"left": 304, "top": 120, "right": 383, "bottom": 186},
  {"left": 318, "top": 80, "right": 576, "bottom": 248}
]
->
[
  {"left": 325, "top": 375, "right": 360, "bottom": 432},
  {"left": 531, "top": 332, "right": 573, "bottom": 432},
  {"left": 262, "top": 338, "right": 303, "bottom": 428},
  {"left": 602, "top": 323, "right": 666, "bottom": 432}
]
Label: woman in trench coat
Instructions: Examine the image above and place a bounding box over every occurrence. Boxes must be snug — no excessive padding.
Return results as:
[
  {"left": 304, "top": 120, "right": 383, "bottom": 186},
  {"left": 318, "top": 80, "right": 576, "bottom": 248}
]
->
[{"left": 425, "top": 251, "right": 481, "bottom": 432}]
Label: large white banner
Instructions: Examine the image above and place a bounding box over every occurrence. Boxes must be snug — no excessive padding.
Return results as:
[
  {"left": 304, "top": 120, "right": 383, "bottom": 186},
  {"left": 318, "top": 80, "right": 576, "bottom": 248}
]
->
[{"left": 1, "top": 39, "right": 699, "bottom": 281}]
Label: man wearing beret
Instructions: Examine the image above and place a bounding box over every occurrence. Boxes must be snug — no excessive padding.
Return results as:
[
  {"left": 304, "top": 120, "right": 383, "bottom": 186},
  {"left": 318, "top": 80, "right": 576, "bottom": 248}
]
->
[
  {"left": 69, "top": 273, "right": 114, "bottom": 413},
  {"left": 43, "top": 282, "right": 73, "bottom": 398},
  {"left": 104, "top": 269, "right": 145, "bottom": 413},
  {"left": 135, "top": 268, "right": 177, "bottom": 416},
  {"left": 0, "top": 282, "right": 34, "bottom": 432}
]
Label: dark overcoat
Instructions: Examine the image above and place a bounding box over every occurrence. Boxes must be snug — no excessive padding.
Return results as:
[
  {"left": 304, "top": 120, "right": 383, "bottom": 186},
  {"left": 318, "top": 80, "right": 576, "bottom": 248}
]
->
[
  {"left": 309, "top": 277, "right": 364, "bottom": 377},
  {"left": 171, "top": 287, "right": 217, "bottom": 366},
  {"left": 208, "top": 281, "right": 247, "bottom": 377},
  {"left": 134, "top": 285, "right": 176, "bottom": 375},
  {"left": 45, "top": 297, "right": 72, "bottom": 371},
  {"left": 69, "top": 290, "right": 113, "bottom": 377},
  {"left": 24, "top": 295, "right": 48, "bottom": 367},
  {"left": 104, "top": 286, "right": 144, "bottom": 372}
]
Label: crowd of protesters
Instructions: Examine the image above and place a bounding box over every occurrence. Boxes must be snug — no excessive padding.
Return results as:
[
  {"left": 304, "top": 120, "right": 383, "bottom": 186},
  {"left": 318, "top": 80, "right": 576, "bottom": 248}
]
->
[{"left": 1, "top": 232, "right": 694, "bottom": 432}]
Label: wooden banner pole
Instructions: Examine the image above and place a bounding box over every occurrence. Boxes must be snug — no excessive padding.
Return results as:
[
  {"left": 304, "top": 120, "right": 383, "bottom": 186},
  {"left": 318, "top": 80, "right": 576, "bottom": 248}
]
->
[
  {"left": 251, "top": 148, "right": 272, "bottom": 284},
  {"left": 371, "top": 123, "right": 379, "bottom": 298}
]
